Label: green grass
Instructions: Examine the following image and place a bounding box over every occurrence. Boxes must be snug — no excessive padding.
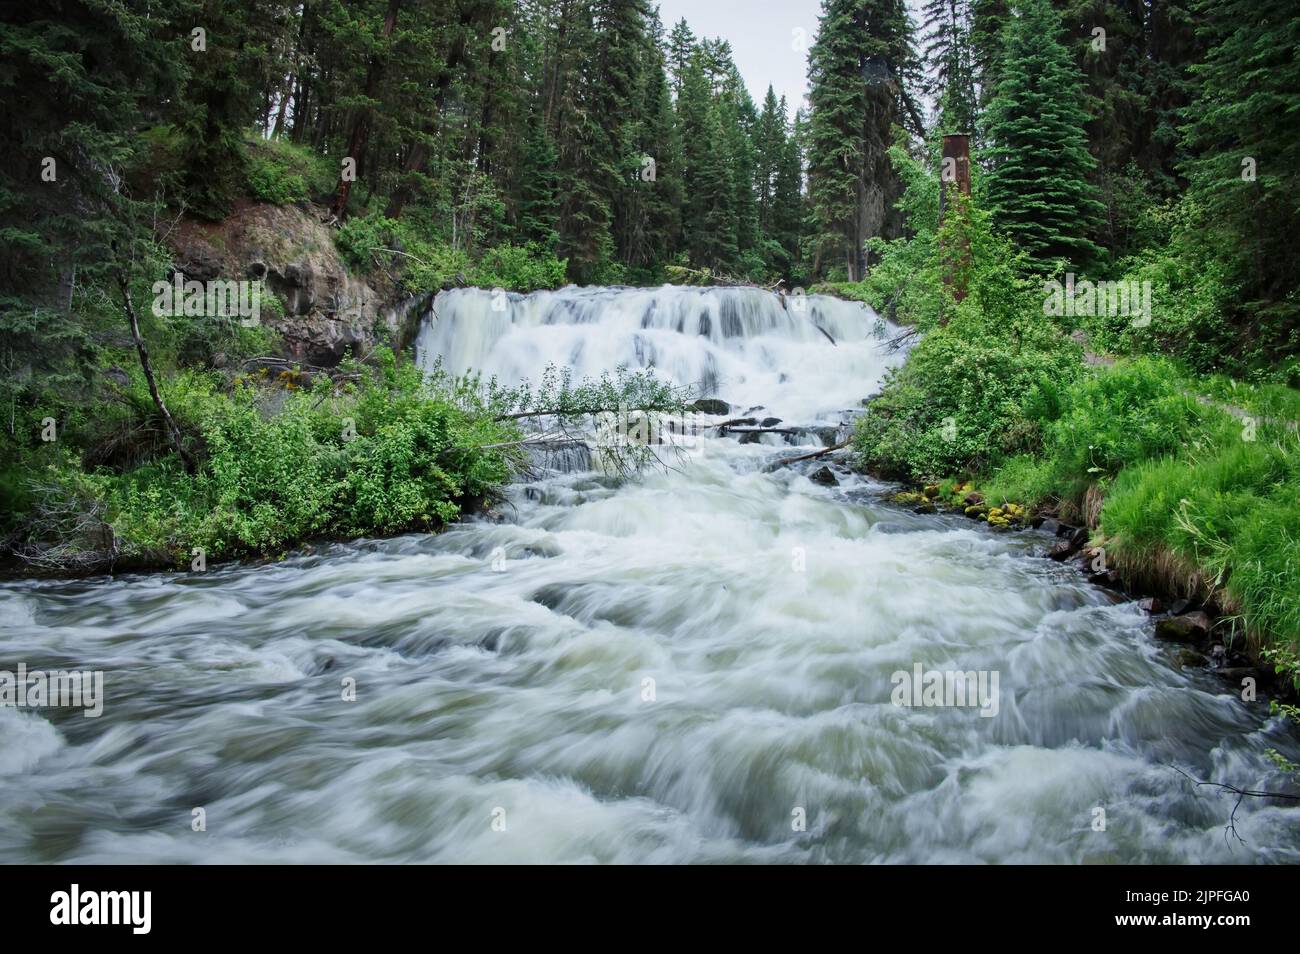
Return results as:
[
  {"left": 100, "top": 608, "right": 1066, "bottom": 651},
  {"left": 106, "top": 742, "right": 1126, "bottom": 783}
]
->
[{"left": 860, "top": 349, "right": 1300, "bottom": 652}]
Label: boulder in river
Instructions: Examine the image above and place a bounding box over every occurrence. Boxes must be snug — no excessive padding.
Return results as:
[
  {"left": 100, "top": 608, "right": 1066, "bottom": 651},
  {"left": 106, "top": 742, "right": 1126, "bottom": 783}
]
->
[
  {"left": 810, "top": 466, "right": 838, "bottom": 486},
  {"left": 689, "top": 398, "right": 731, "bottom": 415},
  {"left": 1048, "top": 538, "right": 1083, "bottom": 561},
  {"left": 1155, "top": 611, "right": 1213, "bottom": 644}
]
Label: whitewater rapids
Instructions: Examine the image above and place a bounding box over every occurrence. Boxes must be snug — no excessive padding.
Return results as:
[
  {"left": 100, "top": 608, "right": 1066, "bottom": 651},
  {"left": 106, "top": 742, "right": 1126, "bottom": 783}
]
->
[{"left": 0, "top": 285, "right": 1297, "bottom": 863}]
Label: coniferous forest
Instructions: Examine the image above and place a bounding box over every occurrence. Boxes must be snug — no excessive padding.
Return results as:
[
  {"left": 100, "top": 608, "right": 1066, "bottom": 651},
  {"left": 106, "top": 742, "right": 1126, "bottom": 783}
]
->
[{"left": 2, "top": 1, "right": 1300, "bottom": 873}]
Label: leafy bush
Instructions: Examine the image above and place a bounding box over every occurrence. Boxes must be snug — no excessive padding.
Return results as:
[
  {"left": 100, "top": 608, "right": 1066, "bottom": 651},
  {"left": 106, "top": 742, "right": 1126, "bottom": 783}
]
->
[
  {"left": 244, "top": 135, "right": 333, "bottom": 206},
  {"left": 336, "top": 215, "right": 566, "bottom": 293},
  {"left": 855, "top": 321, "right": 1081, "bottom": 480},
  {"left": 468, "top": 242, "right": 568, "bottom": 292},
  {"left": 853, "top": 182, "right": 1081, "bottom": 481},
  {"left": 7, "top": 349, "right": 518, "bottom": 567}
]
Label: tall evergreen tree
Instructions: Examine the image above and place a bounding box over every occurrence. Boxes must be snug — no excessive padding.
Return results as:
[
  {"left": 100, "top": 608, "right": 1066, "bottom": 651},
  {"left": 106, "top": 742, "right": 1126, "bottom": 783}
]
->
[
  {"left": 807, "top": 0, "right": 920, "bottom": 281},
  {"left": 676, "top": 52, "right": 737, "bottom": 270},
  {"left": 982, "top": 0, "right": 1103, "bottom": 267},
  {"left": 921, "top": 0, "right": 978, "bottom": 137},
  {"left": 1181, "top": 0, "right": 1300, "bottom": 306},
  {"left": 665, "top": 17, "right": 696, "bottom": 96}
]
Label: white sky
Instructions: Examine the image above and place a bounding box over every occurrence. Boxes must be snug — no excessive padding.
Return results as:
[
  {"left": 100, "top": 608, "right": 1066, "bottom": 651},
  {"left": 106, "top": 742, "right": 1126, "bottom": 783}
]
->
[{"left": 651, "top": 0, "right": 930, "bottom": 121}]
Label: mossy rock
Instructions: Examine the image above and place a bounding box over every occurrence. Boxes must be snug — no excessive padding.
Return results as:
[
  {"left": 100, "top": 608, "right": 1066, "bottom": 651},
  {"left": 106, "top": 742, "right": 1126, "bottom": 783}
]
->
[{"left": 892, "top": 491, "right": 929, "bottom": 506}]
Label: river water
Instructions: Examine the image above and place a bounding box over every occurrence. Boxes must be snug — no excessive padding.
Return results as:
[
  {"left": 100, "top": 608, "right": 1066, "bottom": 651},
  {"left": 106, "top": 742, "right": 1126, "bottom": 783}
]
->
[{"left": 1, "top": 286, "right": 1297, "bottom": 863}]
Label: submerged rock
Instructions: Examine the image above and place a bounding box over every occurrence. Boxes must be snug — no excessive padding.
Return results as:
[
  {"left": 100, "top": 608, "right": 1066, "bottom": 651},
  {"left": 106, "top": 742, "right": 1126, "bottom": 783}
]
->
[
  {"left": 689, "top": 398, "right": 731, "bottom": 415},
  {"left": 1155, "top": 611, "right": 1213, "bottom": 643},
  {"left": 809, "top": 465, "right": 839, "bottom": 486}
]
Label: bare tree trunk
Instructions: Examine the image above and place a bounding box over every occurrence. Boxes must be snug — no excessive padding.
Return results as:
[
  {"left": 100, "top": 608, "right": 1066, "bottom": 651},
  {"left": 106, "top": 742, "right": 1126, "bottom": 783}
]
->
[{"left": 116, "top": 270, "right": 194, "bottom": 474}]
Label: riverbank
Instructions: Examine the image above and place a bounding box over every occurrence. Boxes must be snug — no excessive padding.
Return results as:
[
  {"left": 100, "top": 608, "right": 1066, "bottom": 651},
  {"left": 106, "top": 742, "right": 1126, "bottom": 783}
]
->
[
  {"left": 0, "top": 347, "right": 519, "bottom": 576},
  {"left": 845, "top": 306, "right": 1300, "bottom": 714}
]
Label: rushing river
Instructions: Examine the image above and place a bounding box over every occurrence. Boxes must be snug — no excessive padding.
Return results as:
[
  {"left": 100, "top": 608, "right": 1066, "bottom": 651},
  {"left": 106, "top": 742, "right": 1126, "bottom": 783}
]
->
[{"left": 2, "top": 285, "right": 1298, "bottom": 863}]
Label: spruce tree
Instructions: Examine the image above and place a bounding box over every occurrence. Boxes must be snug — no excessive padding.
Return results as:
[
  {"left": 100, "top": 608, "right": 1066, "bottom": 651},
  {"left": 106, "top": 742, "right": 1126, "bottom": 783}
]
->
[
  {"left": 982, "top": 0, "right": 1103, "bottom": 267},
  {"left": 920, "top": 0, "right": 978, "bottom": 137},
  {"left": 1182, "top": 0, "right": 1300, "bottom": 302},
  {"left": 807, "top": 0, "right": 919, "bottom": 281},
  {"left": 666, "top": 18, "right": 696, "bottom": 96},
  {"left": 677, "top": 52, "right": 737, "bottom": 270}
]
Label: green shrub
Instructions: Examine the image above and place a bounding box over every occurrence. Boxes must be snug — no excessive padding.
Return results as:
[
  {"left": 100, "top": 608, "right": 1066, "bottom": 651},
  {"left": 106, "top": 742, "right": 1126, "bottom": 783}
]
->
[
  {"left": 8, "top": 349, "right": 518, "bottom": 567},
  {"left": 244, "top": 135, "right": 333, "bottom": 206},
  {"left": 468, "top": 242, "right": 568, "bottom": 292}
]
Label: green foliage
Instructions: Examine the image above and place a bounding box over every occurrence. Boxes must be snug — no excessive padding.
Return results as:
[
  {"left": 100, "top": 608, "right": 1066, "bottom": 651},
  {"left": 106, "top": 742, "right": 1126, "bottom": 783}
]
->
[
  {"left": 244, "top": 136, "right": 334, "bottom": 206},
  {"left": 468, "top": 244, "right": 569, "bottom": 293},
  {"left": 482, "top": 363, "right": 689, "bottom": 420},
  {"left": 854, "top": 314, "right": 1081, "bottom": 479},
  {"left": 7, "top": 350, "right": 518, "bottom": 568},
  {"left": 982, "top": 0, "right": 1104, "bottom": 268},
  {"left": 983, "top": 358, "right": 1216, "bottom": 502},
  {"left": 807, "top": 0, "right": 919, "bottom": 281},
  {"left": 336, "top": 213, "right": 565, "bottom": 293}
]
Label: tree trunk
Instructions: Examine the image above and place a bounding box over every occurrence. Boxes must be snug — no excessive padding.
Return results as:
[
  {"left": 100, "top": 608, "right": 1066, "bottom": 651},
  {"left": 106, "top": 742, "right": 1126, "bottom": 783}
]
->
[
  {"left": 116, "top": 270, "right": 194, "bottom": 474},
  {"left": 385, "top": 2, "right": 485, "bottom": 218},
  {"left": 331, "top": 0, "right": 402, "bottom": 220}
]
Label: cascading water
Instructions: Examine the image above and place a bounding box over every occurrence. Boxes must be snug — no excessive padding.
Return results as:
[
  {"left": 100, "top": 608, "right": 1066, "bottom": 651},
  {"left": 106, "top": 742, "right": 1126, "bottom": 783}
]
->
[
  {"left": 416, "top": 285, "right": 892, "bottom": 424},
  {"left": 1, "top": 285, "right": 1298, "bottom": 863}
]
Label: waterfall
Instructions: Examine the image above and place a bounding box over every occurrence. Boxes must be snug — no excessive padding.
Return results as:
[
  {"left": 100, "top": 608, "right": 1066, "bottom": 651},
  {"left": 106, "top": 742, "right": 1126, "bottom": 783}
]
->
[{"left": 415, "top": 285, "right": 897, "bottom": 425}]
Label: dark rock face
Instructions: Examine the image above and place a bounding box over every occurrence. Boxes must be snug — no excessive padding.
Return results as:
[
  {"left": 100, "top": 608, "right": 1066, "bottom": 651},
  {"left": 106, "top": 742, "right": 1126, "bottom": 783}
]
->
[
  {"left": 760, "top": 417, "right": 783, "bottom": 428},
  {"left": 1155, "top": 611, "right": 1214, "bottom": 644},
  {"left": 688, "top": 398, "right": 731, "bottom": 415},
  {"left": 170, "top": 202, "right": 405, "bottom": 368},
  {"left": 809, "top": 466, "right": 838, "bottom": 486}
]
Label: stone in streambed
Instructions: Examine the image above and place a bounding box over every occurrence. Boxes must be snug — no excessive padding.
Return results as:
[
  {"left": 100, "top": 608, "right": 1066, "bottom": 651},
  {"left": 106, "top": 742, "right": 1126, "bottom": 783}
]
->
[
  {"left": 1155, "top": 611, "right": 1213, "bottom": 643},
  {"left": 689, "top": 398, "right": 731, "bottom": 415},
  {"left": 1048, "top": 538, "right": 1083, "bottom": 561},
  {"left": 810, "top": 466, "right": 838, "bottom": 486}
]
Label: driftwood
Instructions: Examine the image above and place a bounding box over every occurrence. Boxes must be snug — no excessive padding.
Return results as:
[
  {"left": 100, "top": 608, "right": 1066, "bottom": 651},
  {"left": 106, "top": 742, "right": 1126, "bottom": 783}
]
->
[
  {"left": 724, "top": 426, "right": 799, "bottom": 436},
  {"left": 764, "top": 438, "right": 852, "bottom": 472}
]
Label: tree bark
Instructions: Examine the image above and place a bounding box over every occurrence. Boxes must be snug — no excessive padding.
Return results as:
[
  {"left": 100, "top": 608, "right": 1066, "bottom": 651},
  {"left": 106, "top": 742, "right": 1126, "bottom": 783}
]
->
[
  {"left": 116, "top": 270, "right": 194, "bottom": 474},
  {"left": 331, "top": 0, "right": 403, "bottom": 220}
]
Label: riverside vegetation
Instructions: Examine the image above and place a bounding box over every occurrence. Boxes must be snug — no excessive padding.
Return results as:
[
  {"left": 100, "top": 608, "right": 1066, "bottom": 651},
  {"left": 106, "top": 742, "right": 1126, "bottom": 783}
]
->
[{"left": 2, "top": 3, "right": 1298, "bottom": 738}]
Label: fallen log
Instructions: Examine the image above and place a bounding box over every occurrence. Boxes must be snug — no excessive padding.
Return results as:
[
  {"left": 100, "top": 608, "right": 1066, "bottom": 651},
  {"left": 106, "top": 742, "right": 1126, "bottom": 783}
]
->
[
  {"left": 724, "top": 426, "right": 799, "bottom": 436},
  {"left": 763, "top": 438, "right": 852, "bottom": 472}
]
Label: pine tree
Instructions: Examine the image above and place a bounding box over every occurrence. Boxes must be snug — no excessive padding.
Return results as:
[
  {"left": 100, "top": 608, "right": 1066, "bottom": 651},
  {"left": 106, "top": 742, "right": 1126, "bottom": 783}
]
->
[
  {"left": 636, "top": 9, "right": 684, "bottom": 267},
  {"left": 666, "top": 18, "right": 696, "bottom": 96},
  {"left": 982, "top": 0, "right": 1103, "bottom": 267},
  {"left": 807, "top": 0, "right": 920, "bottom": 281},
  {"left": 920, "top": 0, "right": 978, "bottom": 137},
  {"left": 754, "top": 87, "right": 785, "bottom": 236},
  {"left": 677, "top": 52, "right": 737, "bottom": 270},
  {"left": 553, "top": 1, "right": 615, "bottom": 281},
  {"left": 517, "top": 118, "right": 561, "bottom": 248},
  {"left": 1182, "top": 0, "right": 1300, "bottom": 302}
]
